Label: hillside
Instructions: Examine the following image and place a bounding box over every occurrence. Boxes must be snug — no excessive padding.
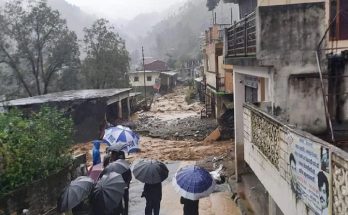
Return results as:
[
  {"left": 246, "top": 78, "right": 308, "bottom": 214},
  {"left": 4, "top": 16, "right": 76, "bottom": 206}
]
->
[{"left": 136, "top": 0, "right": 238, "bottom": 65}]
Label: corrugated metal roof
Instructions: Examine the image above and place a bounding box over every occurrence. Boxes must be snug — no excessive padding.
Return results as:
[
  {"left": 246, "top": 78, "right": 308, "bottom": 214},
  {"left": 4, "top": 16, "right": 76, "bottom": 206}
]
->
[{"left": 0, "top": 88, "right": 132, "bottom": 107}]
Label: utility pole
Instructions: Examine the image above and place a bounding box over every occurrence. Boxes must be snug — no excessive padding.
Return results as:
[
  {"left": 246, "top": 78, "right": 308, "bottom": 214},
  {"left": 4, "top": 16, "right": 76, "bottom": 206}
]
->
[{"left": 142, "top": 46, "right": 147, "bottom": 105}]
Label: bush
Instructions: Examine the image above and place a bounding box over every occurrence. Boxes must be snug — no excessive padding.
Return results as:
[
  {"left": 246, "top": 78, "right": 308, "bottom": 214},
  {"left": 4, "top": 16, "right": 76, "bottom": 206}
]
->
[{"left": 0, "top": 107, "right": 74, "bottom": 196}]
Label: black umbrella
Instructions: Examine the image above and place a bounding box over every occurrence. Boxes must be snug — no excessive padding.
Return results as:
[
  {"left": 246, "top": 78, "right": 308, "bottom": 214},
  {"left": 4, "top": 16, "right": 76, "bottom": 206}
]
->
[
  {"left": 90, "top": 172, "right": 126, "bottom": 214},
  {"left": 106, "top": 142, "right": 128, "bottom": 153},
  {"left": 132, "top": 159, "right": 169, "bottom": 184},
  {"left": 104, "top": 159, "right": 130, "bottom": 175},
  {"left": 57, "top": 176, "right": 94, "bottom": 213}
]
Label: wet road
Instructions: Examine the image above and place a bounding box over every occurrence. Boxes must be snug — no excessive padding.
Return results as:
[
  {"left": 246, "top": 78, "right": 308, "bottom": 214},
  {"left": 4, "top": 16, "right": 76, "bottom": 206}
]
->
[
  {"left": 128, "top": 161, "right": 185, "bottom": 215},
  {"left": 128, "top": 161, "right": 240, "bottom": 215}
]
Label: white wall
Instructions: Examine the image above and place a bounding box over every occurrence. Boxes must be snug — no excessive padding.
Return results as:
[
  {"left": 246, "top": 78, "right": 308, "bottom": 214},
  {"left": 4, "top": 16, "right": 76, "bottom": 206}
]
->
[
  {"left": 206, "top": 72, "right": 216, "bottom": 88},
  {"left": 129, "top": 72, "right": 160, "bottom": 87},
  {"left": 233, "top": 65, "right": 273, "bottom": 178}
]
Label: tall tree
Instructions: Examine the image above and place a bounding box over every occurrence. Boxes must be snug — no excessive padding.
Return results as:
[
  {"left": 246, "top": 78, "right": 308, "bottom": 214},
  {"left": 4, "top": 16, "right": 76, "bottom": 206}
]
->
[
  {"left": 0, "top": 0, "right": 80, "bottom": 96},
  {"left": 81, "top": 18, "right": 130, "bottom": 89}
]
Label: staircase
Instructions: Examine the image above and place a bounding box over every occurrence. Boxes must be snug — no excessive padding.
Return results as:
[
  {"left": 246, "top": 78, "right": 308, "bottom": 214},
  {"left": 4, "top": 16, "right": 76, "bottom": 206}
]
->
[{"left": 201, "top": 102, "right": 213, "bottom": 119}]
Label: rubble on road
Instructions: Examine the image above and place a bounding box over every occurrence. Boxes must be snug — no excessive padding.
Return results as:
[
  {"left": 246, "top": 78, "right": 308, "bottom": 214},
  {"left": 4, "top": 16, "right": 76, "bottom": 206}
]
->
[
  {"left": 133, "top": 86, "right": 218, "bottom": 141},
  {"left": 135, "top": 115, "right": 217, "bottom": 141}
]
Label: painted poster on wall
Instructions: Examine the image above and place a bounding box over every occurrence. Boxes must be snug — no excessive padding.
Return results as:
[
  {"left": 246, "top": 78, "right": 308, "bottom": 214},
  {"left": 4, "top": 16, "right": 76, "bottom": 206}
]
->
[{"left": 288, "top": 133, "right": 331, "bottom": 215}]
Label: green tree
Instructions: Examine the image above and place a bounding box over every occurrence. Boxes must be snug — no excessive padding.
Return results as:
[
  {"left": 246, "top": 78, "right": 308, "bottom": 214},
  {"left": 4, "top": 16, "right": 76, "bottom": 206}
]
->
[
  {"left": 0, "top": 107, "right": 73, "bottom": 195},
  {"left": 0, "top": 0, "right": 80, "bottom": 96},
  {"left": 81, "top": 18, "right": 130, "bottom": 89}
]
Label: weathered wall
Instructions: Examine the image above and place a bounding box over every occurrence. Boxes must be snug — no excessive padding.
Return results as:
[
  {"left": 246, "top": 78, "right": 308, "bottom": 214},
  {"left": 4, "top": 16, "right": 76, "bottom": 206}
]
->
[
  {"left": 288, "top": 74, "right": 326, "bottom": 133},
  {"left": 129, "top": 72, "right": 160, "bottom": 87},
  {"left": 15, "top": 100, "right": 107, "bottom": 143},
  {"left": 341, "top": 62, "right": 348, "bottom": 121},
  {"left": 256, "top": 2, "right": 327, "bottom": 132},
  {"left": 243, "top": 105, "right": 348, "bottom": 215},
  {"left": 70, "top": 100, "right": 107, "bottom": 143},
  {"left": 206, "top": 71, "right": 217, "bottom": 89},
  {"left": 224, "top": 70, "right": 234, "bottom": 93},
  {"left": 0, "top": 154, "right": 87, "bottom": 215}
]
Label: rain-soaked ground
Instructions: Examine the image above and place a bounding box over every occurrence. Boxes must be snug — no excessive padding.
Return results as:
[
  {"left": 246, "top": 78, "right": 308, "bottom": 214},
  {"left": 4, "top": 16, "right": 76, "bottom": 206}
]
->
[{"left": 72, "top": 86, "right": 240, "bottom": 214}]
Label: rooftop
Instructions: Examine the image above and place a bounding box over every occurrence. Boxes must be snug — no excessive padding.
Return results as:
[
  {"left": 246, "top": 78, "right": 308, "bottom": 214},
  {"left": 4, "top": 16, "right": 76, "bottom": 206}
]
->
[
  {"left": 129, "top": 70, "right": 161, "bottom": 74},
  {"left": 160, "top": 71, "right": 177, "bottom": 76},
  {"left": 0, "top": 88, "right": 132, "bottom": 107}
]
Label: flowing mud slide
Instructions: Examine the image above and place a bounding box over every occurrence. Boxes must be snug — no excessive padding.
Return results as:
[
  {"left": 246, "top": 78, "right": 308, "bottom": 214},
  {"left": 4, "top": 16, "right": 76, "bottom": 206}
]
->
[{"left": 135, "top": 86, "right": 218, "bottom": 140}]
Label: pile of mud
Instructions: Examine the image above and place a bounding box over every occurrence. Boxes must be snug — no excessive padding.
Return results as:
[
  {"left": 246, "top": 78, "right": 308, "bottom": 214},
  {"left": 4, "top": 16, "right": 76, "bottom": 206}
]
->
[{"left": 134, "top": 115, "right": 218, "bottom": 141}]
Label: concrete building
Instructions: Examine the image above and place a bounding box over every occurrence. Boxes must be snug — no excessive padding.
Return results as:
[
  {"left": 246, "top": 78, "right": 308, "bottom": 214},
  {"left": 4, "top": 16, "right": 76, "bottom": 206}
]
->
[
  {"left": 224, "top": 0, "right": 348, "bottom": 214},
  {"left": 201, "top": 23, "right": 234, "bottom": 119},
  {"left": 129, "top": 70, "right": 178, "bottom": 95},
  {"left": 159, "top": 71, "right": 178, "bottom": 93},
  {"left": 0, "top": 89, "right": 137, "bottom": 142}
]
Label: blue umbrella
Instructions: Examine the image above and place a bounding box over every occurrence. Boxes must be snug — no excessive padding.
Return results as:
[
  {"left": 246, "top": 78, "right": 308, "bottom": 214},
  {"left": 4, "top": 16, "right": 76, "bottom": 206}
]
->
[
  {"left": 172, "top": 165, "right": 215, "bottom": 200},
  {"left": 103, "top": 125, "right": 140, "bottom": 153}
]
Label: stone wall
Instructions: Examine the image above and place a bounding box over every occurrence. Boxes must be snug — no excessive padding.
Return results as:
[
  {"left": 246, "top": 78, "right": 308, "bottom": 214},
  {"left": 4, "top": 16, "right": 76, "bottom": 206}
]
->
[{"left": 0, "top": 154, "right": 87, "bottom": 215}]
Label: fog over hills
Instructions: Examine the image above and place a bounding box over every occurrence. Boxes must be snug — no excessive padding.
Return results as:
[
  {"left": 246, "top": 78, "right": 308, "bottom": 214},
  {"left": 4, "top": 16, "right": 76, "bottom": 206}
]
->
[{"left": 0, "top": 0, "right": 238, "bottom": 68}]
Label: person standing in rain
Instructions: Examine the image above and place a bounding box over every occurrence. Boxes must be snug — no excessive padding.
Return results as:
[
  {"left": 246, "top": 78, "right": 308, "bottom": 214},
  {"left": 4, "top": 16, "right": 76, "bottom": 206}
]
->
[
  {"left": 141, "top": 182, "right": 162, "bottom": 215},
  {"left": 109, "top": 150, "right": 132, "bottom": 215},
  {"left": 92, "top": 140, "right": 101, "bottom": 165},
  {"left": 180, "top": 196, "right": 199, "bottom": 215}
]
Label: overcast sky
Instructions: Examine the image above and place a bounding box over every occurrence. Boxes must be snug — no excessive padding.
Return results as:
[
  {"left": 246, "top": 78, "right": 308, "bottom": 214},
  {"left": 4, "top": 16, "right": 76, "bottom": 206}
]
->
[{"left": 65, "top": 0, "right": 187, "bottom": 20}]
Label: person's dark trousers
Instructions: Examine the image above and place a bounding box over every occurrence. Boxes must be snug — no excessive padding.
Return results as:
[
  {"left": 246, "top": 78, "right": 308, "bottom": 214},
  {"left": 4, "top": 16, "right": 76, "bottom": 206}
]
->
[
  {"left": 123, "top": 188, "right": 129, "bottom": 215},
  {"left": 145, "top": 199, "right": 160, "bottom": 215}
]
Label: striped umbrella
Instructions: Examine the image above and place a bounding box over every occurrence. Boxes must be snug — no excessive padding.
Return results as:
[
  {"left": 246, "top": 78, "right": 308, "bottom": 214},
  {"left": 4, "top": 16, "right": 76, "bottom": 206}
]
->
[{"left": 172, "top": 165, "right": 215, "bottom": 200}]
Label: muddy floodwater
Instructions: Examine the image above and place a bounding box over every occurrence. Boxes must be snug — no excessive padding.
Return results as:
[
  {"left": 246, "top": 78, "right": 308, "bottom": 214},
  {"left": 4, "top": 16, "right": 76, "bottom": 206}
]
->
[{"left": 72, "top": 86, "right": 239, "bottom": 214}]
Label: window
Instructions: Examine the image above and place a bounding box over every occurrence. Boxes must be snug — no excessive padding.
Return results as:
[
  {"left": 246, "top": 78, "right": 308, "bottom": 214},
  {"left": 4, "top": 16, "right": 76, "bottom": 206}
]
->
[
  {"left": 330, "top": 0, "right": 348, "bottom": 40},
  {"left": 134, "top": 76, "right": 139, "bottom": 82},
  {"left": 147, "top": 76, "right": 152, "bottom": 82}
]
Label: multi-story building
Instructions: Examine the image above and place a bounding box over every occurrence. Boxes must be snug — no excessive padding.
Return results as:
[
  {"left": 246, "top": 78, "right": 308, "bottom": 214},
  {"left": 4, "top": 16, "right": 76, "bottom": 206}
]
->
[
  {"left": 224, "top": 0, "right": 348, "bottom": 214},
  {"left": 201, "top": 23, "right": 234, "bottom": 119}
]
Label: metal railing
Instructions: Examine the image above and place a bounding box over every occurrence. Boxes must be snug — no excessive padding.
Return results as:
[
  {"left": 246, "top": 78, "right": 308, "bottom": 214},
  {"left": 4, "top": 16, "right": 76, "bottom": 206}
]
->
[
  {"left": 226, "top": 11, "right": 256, "bottom": 57},
  {"left": 216, "top": 76, "right": 225, "bottom": 92}
]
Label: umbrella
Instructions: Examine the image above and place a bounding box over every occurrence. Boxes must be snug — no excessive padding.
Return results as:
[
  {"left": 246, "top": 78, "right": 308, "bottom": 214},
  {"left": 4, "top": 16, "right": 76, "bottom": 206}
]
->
[
  {"left": 90, "top": 172, "right": 126, "bottom": 214},
  {"left": 132, "top": 159, "right": 169, "bottom": 184},
  {"left": 106, "top": 142, "right": 128, "bottom": 153},
  {"left": 172, "top": 165, "right": 215, "bottom": 200},
  {"left": 57, "top": 176, "right": 94, "bottom": 212},
  {"left": 104, "top": 159, "right": 131, "bottom": 175},
  {"left": 103, "top": 125, "right": 140, "bottom": 153}
]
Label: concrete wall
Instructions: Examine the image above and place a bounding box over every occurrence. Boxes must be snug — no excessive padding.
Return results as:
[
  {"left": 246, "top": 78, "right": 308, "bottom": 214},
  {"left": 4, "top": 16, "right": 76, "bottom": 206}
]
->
[
  {"left": 256, "top": 2, "right": 327, "bottom": 132},
  {"left": 206, "top": 71, "right": 217, "bottom": 89},
  {"left": 233, "top": 66, "right": 272, "bottom": 178},
  {"left": 288, "top": 74, "right": 326, "bottom": 133},
  {"left": 243, "top": 105, "right": 338, "bottom": 215},
  {"left": 341, "top": 62, "right": 348, "bottom": 121},
  {"left": 225, "top": 70, "right": 234, "bottom": 93},
  {"left": 129, "top": 72, "right": 160, "bottom": 87}
]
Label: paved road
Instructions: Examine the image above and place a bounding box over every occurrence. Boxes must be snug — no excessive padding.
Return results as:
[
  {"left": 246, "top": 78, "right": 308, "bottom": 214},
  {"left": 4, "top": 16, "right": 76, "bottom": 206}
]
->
[{"left": 128, "top": 161, "right": 240, "bottom": 215}]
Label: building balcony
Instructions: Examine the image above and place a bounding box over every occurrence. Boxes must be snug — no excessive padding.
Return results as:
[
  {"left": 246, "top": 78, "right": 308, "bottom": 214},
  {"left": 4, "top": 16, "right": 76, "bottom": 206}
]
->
[
  {"left": 225, "top": 11, "right": 256, "bottom": 58},
  {"left": 241, "top": 103, "right": 348, "bottom": 215}
]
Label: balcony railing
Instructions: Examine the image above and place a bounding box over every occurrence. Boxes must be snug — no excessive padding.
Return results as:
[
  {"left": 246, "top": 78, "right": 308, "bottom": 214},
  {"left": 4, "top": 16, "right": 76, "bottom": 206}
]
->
[
  {"left": 226, "top": 12, "right": 256, "bottom": 57},
  {"left": 216, "top": 76, "right": 225, "bottom": 92}
]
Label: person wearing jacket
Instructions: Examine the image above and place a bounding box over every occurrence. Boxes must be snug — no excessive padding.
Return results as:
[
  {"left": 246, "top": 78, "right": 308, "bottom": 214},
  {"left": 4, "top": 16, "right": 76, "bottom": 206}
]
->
[
  {"left": 141, "top": 183, "right": 162, "bottom": 215},
  {"left": 180, "top": 197, "right": 199, "bottom": 215}
]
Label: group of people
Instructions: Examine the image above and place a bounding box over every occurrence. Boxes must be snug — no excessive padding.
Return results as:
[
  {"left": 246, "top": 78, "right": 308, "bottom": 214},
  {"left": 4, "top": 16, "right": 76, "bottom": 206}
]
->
[{"left": 94, "top": 148, "right": 200, "bottom": 215}]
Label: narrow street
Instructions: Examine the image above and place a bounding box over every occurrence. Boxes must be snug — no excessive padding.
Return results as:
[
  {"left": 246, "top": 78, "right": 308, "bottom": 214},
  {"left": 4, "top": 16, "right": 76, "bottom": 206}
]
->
[{"left": 73, "top": 86, "right": 239, "bottom": 215}]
